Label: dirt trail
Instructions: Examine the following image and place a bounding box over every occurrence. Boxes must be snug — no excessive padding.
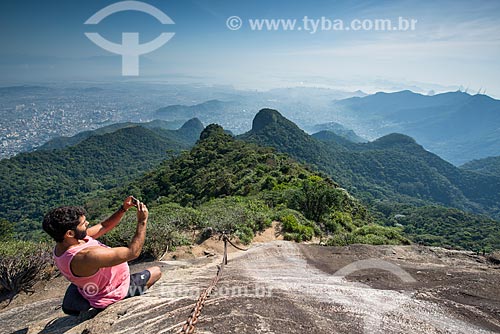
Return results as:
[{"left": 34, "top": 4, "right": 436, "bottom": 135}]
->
[{"left": 1, "top": 239, "right": 499, "bottom": 334}]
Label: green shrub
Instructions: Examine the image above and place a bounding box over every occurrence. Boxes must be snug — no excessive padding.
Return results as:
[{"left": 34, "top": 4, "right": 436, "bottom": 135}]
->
[
  {"left": 151, "top": 201, "right": 202, "bottom": 231},
  {"left": 100, "top": 206, "right": 192, "bottom": 259},
  {"left": 99, "top": 212, "right": 137, "bottom": 249},
  {"left": 0, "top": 219, "right": 14, "bottom": 241},
  {"left": 283, "top": 232, "right": 302, "bottom": 242},
  {"left": 199, "top": 197, "right": 273, "bottom": 244},
  {"left": 280, "top": 214, "right": 315, "bottom": 242},
  {"left": 326, "top": 224, "right": 410, "bottom": 246},
  {"left": 353, "top": 224, "right": 410, "bottom": 245},
  {"left": 235, "top": 225, "right": 254, "bottom": 245},
  {"left": 145, "top": 220, "right": 190, "bottom": 259},
  {"left": 324, "top": 211, "right": 356, "bottom": 233},
  {"left": 288, "top": 175, "right": 340, "bottom": 222},
  {"left": 0, "top": 241, "right": 53, "bottom": 301},
  {"left": 325, "top": 232, "right": 354, "bottom": 246}
]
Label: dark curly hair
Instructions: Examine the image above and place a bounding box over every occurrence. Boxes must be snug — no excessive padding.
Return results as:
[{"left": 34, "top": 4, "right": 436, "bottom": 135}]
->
[{"left": 42, "top": 206, "right": 87, "bottom": 242}]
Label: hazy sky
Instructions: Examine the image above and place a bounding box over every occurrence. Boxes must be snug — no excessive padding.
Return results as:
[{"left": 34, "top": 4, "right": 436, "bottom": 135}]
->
[{"left": 1, "top": 0, "right": 500, "bottom": 96}]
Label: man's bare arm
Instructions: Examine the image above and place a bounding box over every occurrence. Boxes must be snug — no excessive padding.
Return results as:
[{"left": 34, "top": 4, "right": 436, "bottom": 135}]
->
[
  {"left": 72, "top": 202, "right": 148, "bottom": 277},
  {"left": 87, "top": 196, "right": 136, "bottom": 239}
]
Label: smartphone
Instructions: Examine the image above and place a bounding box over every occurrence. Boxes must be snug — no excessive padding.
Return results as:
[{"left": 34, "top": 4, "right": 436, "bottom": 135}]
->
[{"left": 131, "top": 197, "right": 139, "bottom": 207}]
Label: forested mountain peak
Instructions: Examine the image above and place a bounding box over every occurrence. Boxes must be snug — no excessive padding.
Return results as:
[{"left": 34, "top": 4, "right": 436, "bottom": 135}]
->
[
  {"left": 37, "top": 118, "right": 200, "bottom": 152},
  {"left": 311, "top": 131, "right": 354, "bottom": 148},
  {"left": 180, "top": 118, "right": 204, "bottom": 131},
  {"left": 369, "top": 133, "right": 419, "bottom": 148},
  {"left": 198, "top": 123, "right": 231, "bottom": 142},
  {"left": 252, "top": 108, "right": 280, "bottom": 131},
  {"left": 251, "top": 108, "right": 300, "bottom": 132}
]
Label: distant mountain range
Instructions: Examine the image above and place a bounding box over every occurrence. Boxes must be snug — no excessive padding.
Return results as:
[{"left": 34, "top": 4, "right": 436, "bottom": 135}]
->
[
  {"left": 308, "top": 122, "right": 367, "bottom": 143},
  {"left": 239, "top": 109, "right": 500, "bottom": 220},
  {"left": 3, "top": 84, "right": 498, "bottom": 165},
  {"left": 329, "top": 90, "right": 500, "bottom": 165},
  {"left": 150, "top": 89, "right": 499, "bottom": 165},
  {"left": 155, "top": 100, "right": 252, "bottom": 134},
  {"left": 152, "top": 87, "right": 366, "bottom": 135}
]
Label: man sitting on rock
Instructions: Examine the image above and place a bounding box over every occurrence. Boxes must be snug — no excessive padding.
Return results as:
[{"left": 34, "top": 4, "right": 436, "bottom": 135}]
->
[{"left": 42, "top": 196, "right": 161, "bottom": 316}]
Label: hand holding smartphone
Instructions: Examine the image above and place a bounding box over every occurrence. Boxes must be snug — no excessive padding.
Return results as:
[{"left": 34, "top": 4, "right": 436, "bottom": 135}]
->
[{"left": 130, "top": 196, "right": 139, "bottom": 207}]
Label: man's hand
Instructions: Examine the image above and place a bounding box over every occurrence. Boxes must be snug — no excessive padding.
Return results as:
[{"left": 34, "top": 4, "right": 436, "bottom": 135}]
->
[
  {"left": 136, "top": 201, "right": 148, "bottom": 224},
  {"left": 87, "top": 196, "right": 142, "bottom": 239},
  {"left": 122, "top": 196, "right": 139, "bottom": 211}
]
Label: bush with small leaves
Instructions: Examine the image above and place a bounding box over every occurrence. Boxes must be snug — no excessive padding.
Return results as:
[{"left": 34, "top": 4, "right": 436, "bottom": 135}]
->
[
  {"left": 0, "top": 241, "right": 53, "bottom": 302},
  {"left": 280, "top": 214, "right": 315, "bottom": 242}
]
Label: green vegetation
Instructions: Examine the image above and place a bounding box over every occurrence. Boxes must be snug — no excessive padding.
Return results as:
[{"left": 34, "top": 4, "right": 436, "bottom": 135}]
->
[
  {"left": 101, "top": 196, "right": 274, "bottom": 259},
  {"left": 0, "top": 123, "right": 201, "bottom": 239},
  {"left": 461, "top": 156, "right": 500, "bottom": 177},
  {"left": 87, "top": 124, "right": 406, "bottom": 257},
  {"left": 326, "top": 224, "right": 410, "bottom": 246},
  {"left": 373, "top": 203, "right": 500, "bottom": 252},
  {"left": 0, "top": 219, "right": 14, "bottom": 242},
  {"left": 0, "top": 241, "right": 54, "bottom": 301},
  {"left": 197, "top": 197, "right": 273, "bottom": 244},
  {"left": 4, "top": 108, "right": 498, "bottom": 257},
  {"left": 100, "top": 203, "right": 194, "bottom": 260},
  {"left": 280, "top": 213, "right": 315, "bottom": 242},
  {"left": 239, "top": 108, "right": 500, "bottom": 251}
]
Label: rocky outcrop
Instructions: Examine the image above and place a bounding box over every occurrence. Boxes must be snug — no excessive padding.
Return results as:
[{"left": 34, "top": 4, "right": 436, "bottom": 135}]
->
[{"left": 1, "top": 241, "right": 499, "bottom": 334}]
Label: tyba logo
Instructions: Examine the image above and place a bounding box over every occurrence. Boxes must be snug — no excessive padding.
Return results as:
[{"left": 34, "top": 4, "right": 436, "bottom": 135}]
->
[{"left": 84, "top": 1, "right": 175, "bottom": 76}]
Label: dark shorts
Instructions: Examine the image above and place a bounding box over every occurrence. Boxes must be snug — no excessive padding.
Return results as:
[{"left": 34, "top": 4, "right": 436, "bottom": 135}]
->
[
  {"left": 62, "top": 269, "right": 151, "bottom": 315},
  {"left": 126, "top": 269, "right": 151, "bottom": 297}
]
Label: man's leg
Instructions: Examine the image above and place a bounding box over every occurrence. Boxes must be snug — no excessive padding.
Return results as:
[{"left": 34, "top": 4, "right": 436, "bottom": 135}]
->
[
  {"left": 145, "top": 266, "right": 162, "bottom": 288},
  {"left": 126, "top": 266, "right": 162, "bottom": 297},
  {"left": 62, "top": 284, "right": 91, "bottom": 316}
]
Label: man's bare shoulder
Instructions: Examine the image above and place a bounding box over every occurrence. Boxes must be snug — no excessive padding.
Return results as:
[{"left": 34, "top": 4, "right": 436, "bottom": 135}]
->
[
  {"left": 73, "top": 245, "right": 131, "bottom": 271},
  {"left": 74, "top": 245, "right": 113, "bottom": 260}
]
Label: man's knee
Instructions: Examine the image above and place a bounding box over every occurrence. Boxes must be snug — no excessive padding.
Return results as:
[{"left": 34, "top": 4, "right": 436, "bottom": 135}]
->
[
  {"left": 62, "top": 306, "right": 81, "bottom": 316},
  {"left": 146, "top": 266, "right": 162, "bottom": 288},
  {"left": 62, "top": 283, "right": 91, "bottom": 315}
]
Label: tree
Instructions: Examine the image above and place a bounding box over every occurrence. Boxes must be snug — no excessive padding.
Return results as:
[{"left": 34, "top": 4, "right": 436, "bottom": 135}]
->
[
  {"left": 290, "top": 176, "right": 339, "bottom": 222},
  {"left": 0, "top": 219, "right": 14, "bottom": 241}
]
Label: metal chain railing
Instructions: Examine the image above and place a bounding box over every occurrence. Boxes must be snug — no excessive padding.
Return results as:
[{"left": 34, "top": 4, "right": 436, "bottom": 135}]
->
[{"left": 177, "top": 231, "right": 248, "bottom": 334}]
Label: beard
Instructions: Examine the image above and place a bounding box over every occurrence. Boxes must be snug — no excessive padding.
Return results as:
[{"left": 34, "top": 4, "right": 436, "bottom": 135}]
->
[{"left": 74, "top": 228, "right": 87, "bottom": 240}]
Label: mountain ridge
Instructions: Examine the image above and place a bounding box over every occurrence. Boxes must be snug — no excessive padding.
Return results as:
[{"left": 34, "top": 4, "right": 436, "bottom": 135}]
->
[
  {"left": 330, "top": 90, "right": 500, "bottom": 164},
  {"left": 461, "top": 156, "right": 500, "bottom": 176},
  {"left": 239, "top": 108, "right": 500, "bottom": 219},
  {"left": 36, "top": 118, "right": 202, "bottom": 151}
]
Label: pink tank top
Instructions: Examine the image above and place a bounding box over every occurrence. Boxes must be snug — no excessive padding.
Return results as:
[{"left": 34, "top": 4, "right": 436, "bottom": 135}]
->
[{"left": 54, "top": 236, "right": 130, "bottom": 308}]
